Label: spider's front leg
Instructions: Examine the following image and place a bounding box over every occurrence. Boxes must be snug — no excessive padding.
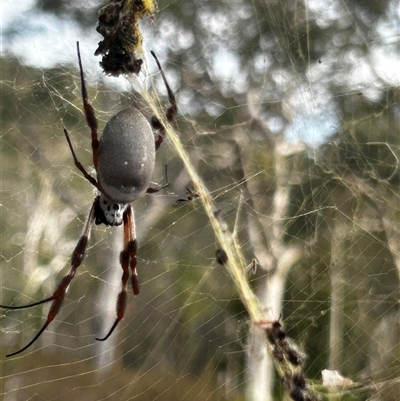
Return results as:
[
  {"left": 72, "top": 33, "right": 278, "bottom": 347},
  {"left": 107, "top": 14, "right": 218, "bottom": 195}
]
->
[
  {"left": 149, "top": 51, "right": 177, "bottom": 151},
  {"left": 0, "top": 201, "right": 96, "bottom": 357},
  {"left": 76, "top": 41, "right": 100, "bottom": 171},
  {"left": 96, "top": 205, "right": 138, "bottom": 341}
]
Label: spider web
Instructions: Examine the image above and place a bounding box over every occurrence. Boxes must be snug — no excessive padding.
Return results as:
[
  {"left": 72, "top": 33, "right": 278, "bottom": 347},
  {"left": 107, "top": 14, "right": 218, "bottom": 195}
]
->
[{"left": 1, "top": 1, "right": 399, "bottom": 400}]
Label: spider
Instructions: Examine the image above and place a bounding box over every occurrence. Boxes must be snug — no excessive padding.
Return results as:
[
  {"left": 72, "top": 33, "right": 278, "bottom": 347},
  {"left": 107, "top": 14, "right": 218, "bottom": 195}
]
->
[
  {"left": 0, "top": 41, "right": 177, "bottom": 357},
  {"left": 173, "top": 186, "right": 199, "bottom": 207}
]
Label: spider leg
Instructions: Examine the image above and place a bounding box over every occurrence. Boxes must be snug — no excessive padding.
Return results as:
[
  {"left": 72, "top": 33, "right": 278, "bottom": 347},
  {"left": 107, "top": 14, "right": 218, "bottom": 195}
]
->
[
  {"left": 126, "top": 206, "right": 140, "bottom": 295},
  {"left": 173, "top": 187, "right": 199, "bottom": 207},
  {"left": 173, "top": 198, "right": 189, "bottom": 207},
  {"left": 149, "top": 51, "right": 178, "bottom": 151},
  {"left": 0, "top": 295, "right": 56, "bottom": 310},
  {"left": 146, "top": 164, "right": 170, "bottom": 194},
  {"left": 150, "top": 51, "right": 177, "bottom": 121},
  {"left": 96, "top": 205, "right": 136, "bottom": 341},
  {"left": 2, "top": 202, "right": 96, "bottom": 357},
  {"left": 76, "top": 41, "right": 100, "bottom": 170},
  {"left": 63, "top": 128, "right": 101, "bottom": 191}
]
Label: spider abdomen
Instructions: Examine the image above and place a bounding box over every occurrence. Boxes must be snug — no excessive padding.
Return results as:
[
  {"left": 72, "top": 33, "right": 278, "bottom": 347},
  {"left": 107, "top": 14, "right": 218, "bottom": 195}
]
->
[{"left": 97, "top": 107, "right": 156, "bottom": 204}]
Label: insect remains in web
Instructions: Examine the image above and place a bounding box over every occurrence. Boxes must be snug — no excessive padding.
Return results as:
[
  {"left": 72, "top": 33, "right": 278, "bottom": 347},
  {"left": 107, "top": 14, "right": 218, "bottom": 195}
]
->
[
  {"left": 246, "top": 258, "right": 258, "bottom": 274},
  {"left": 255, "top": 317, "right": 304, "bottom": 366},
  {"left": 254, "top": 318, "right": 319, "bottom": 401},
  {"left": 95, "top": 0, "right": 156, "bottom": 76},
  {"left": 0, "top": 41, "right": 177, "bottom": 357},
  {"left": 215, "top": 248, "right": 228, "bottom": 265}
]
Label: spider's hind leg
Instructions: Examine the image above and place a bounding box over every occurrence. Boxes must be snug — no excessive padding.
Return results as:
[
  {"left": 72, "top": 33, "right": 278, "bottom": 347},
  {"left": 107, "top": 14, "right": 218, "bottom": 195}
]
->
[
  {"left": 1, "top": 201, "right": 96, "bottom": 357},
  {"left": 96, "top": 205, "right": 138, "bottom": 342}
]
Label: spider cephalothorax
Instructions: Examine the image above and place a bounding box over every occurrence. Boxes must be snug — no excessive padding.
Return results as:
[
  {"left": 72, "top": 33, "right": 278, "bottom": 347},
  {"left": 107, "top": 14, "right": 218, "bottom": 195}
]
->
[
  {"left": 94, "top": 194, "right": 127, "bottom": 226},
  {"left": 0, "top": 41, "right": 176, "bottom": 357}
]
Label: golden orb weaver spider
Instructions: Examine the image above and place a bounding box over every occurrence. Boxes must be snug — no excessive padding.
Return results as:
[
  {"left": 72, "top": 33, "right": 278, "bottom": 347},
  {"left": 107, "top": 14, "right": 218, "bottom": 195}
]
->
[{"left": 0, "top": 41, "right": 177, "bottom": 357}]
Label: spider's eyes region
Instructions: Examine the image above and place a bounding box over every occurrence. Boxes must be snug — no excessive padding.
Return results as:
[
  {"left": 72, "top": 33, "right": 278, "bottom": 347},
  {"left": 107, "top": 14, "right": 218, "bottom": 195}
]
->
[{"left": 94, "top": 195, "right": 125, "bottom": 226}]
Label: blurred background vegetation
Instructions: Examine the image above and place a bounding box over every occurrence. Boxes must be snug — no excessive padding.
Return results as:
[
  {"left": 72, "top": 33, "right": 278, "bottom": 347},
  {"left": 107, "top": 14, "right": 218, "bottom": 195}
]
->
[{"left": 0, "top": 0, "right": 399, "bottom": 400}]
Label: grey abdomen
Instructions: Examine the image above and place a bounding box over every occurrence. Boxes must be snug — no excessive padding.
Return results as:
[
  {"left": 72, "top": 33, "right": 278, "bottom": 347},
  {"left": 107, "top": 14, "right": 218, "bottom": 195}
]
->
[{"left": 97, "top": 107, "right": 155, "bottom": 204}]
